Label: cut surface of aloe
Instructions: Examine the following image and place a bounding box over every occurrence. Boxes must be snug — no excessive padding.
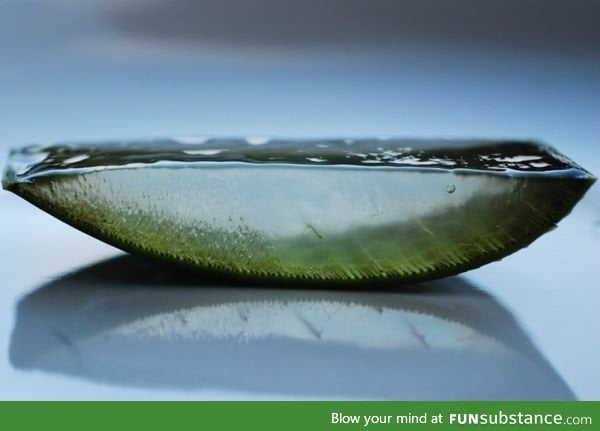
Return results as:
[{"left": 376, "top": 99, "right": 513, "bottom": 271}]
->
[{"left": 2, "top": 138, "right": 595, "bottom": 282}]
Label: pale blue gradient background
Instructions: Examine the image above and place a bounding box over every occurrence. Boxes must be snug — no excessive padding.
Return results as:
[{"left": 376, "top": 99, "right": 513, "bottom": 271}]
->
[{"left": 0, "top": 0, "right": 599, "bottom": 399}]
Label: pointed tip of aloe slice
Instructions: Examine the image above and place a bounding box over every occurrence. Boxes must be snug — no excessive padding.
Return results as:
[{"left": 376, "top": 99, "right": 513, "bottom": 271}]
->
[
  {"left": 3, "top": 146, "right": 42, "bottom": 192},
  {"left": 2, "top": 162, "right": 16, "bottom": 192}
]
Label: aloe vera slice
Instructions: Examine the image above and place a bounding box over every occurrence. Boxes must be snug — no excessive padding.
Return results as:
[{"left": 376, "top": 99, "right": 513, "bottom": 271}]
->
[{"left": 2, "top": 138, "right": 595, "bottom": 282}]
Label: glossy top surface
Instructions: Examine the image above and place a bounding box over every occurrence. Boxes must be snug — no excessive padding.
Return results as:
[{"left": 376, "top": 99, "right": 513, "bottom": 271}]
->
[{"left": 4, "top": 138, "right": 592, "bottom": 183}]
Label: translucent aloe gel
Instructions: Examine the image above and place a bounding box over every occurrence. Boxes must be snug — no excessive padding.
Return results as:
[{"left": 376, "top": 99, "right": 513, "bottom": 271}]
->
[{"left": 2, "top": 138, "right": 595, "bottom": 282}]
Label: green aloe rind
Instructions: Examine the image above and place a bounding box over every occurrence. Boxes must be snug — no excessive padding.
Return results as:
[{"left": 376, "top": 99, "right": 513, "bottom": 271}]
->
[{"left": 2, "top": 138, "right": 595, "bottom": 283}]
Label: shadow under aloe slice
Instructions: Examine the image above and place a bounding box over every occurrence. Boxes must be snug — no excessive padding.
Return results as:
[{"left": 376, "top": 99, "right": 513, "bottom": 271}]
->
[{"left": 2, "top": 137, "right": 595, "bottom": 283}]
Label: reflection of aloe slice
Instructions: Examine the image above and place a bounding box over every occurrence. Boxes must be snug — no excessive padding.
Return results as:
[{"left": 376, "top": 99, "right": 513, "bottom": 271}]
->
[
  {"left": 2, "top": 138, "right": 595, "bottom": 282},
  {"left": 10, "top": 256, "right": 575, "bottom": 399}
]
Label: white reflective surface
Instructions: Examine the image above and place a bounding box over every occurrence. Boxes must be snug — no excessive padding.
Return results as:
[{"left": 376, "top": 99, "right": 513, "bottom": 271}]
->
[{"left": 5, "top": 258, "right": 576, "bottom": 400}]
